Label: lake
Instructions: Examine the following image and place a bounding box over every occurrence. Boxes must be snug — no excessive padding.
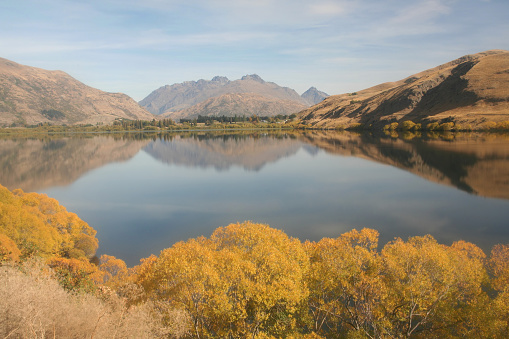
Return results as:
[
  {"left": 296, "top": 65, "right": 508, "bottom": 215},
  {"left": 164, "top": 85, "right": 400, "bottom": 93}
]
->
[{"left": 1, "top": 130, "right": 509, "bottom": 266}]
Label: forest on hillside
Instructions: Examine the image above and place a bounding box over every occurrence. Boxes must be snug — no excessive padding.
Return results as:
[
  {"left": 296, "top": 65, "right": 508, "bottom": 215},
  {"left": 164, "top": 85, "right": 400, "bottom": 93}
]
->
[{"left": 1, "top": 184, "right": 509, "bottom": 338}]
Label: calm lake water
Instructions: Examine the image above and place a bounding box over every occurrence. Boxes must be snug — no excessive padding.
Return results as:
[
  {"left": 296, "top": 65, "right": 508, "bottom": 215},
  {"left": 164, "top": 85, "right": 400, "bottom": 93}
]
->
[{"left": 2, "top": 130, "right": 509, "bottom": 266}]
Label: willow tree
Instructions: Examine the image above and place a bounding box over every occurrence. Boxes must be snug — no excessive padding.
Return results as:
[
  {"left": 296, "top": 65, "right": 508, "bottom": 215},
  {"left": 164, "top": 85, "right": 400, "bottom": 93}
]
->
[
  {"left": 305, "top": 228, "right": 384, "bottom": 338},
  {"left": 138, "top": 222, "right": 309, "bottom": 338},
  {"left": 381, "top": 236, "right": 488, "bottom": 338}
]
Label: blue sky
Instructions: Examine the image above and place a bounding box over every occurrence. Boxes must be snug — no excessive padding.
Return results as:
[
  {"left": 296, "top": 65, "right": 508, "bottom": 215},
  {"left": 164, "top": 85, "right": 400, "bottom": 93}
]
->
[{"left": 1, "top": 0, "right": 508, "bottom": 101}]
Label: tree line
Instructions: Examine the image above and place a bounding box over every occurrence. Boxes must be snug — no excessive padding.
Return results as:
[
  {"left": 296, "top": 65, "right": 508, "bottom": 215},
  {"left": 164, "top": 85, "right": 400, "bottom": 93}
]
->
[
  {"left": 1, "top": 184, "right": 509, "bottom": 338},
  {"left": 180, "top": 114, "right": 297, "bottom": 125}
]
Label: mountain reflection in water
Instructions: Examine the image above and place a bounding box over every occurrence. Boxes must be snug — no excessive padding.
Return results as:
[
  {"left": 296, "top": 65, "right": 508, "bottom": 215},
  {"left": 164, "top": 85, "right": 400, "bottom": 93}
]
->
[
  {"left": 143, "top": 133, "right": 306, "bottom": 171},
  {"left": 2, "top": 131, "right": 508, "bottom": 200},
  {"left": 299, "top": 131, "right": 509, "bottom": 200},
  {"left": 1, "top": 131, "right": 508, "bottom": 266}
]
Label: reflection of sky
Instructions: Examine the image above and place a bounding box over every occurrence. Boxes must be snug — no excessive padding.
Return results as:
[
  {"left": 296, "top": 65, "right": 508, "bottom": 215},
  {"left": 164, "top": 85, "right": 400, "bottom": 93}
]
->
[{"left": 41, "top": 145, "right": 509, "bottom": 266}]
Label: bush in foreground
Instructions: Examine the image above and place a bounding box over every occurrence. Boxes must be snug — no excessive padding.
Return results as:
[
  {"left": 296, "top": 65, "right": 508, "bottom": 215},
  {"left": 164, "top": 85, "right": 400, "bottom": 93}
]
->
[{"left": 0, "top": 260, "right": 167, "bottom": 339}]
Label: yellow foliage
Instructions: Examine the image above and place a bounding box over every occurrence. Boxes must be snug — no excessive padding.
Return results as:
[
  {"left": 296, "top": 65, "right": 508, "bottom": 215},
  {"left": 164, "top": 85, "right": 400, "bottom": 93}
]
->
[
  {"left": 381, "top": 235, "right": 487, "bottom": 337},
  {"left": 305, "top": 228, "right": 383, "bottom": 336},
  {"left": 490, "top": 244, "right": 509, "bottom": 291},
  {"left": 1, "top": 183, "right": 507, "bottom": 337},
  {"left": 0, "top": 233, "right": 21, "bottom": 262},
  {"left": 142, "top": 222, "right": 309, "bottom": 338},
  {"left": 98, "top": 254, "right": 128, "bottom": 286},
  {"left": 0, "top": 184, "right": 98, "bottom": 259}
]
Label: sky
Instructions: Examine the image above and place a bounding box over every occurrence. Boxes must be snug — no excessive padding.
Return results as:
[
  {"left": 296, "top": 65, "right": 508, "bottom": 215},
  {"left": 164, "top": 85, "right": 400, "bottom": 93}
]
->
[{"left": 1, "top": 0, "right": 508, "bottom": 101}]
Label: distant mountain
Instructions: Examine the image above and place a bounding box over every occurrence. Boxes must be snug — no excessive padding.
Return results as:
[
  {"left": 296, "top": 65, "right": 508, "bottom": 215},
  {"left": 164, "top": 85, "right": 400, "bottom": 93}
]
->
[
  {"left": 301, "top": 87, "right": 329, "bottom": 105},
  {"left": 139, "top": 74, "right": 311, "bottom": 119},
  {"left": 0, "top": 58, "right": 154, "bottom": 126},
  {"left": 160, "top": 93, "right": 307, "bottom": 121},
  {"left": 299, "top": 50, "right": 509, "bottom": 128}
]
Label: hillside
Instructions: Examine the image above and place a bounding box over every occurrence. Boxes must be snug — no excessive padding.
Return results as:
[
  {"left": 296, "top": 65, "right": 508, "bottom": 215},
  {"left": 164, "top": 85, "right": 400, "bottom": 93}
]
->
[
  {"left": 139, "top": 74, "right": 310, "bottom": 117},
  {"left": 0, "top": 58, "right": 154, "bottom": 126},
  {"left": 299, "top": 50, "right": 509, "bottom": 128},
  {"left": 160, "top": 92, "right": 307, "bottom": 121}
]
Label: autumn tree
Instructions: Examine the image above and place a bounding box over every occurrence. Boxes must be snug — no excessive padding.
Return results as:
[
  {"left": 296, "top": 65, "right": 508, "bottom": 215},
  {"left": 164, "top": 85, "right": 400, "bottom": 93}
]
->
[
  {"left": 138, "top": 222, "right": 310, "bottom": 338},
  {"left": 380, "top": 236, "right": 488, "bottom": 338},
  {"left": 47, "top": 257, "right": 100, "bottom": 293},
  {"left": 487, "top": 244, "right": 509, "bottom": 337},
  {"left": 305, "top": 228, "right": 384, "bottom": 338},
  {"left": 0, "top": 184, "right": 98, "bottom": 260},
  {"left": 97, "top": 254, "right": 129, "bottom": 286}
]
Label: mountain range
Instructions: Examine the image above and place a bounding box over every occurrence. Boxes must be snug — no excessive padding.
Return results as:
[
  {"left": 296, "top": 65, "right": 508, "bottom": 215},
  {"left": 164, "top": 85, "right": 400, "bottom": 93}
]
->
[
  {"left": 299, "top": 50, "right": 509, "bottom": 128},
  {"left": 0, "top": 58, "right": 154, "bottom": 126},
  {"left": 1, "top": 50, "right": 507, "bottom": 127},
  {"left": 139, "top": 74, "right": 328, "bottom": 120}
]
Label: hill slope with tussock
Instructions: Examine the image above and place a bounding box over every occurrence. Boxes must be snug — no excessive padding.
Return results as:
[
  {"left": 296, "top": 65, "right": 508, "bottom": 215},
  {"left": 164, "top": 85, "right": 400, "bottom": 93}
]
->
[
  {"left": 299, "top": 50, "right": 509, "bottom": 129},
  {"left": 0, "top": 58, "right": 154, "bottom": 126}
]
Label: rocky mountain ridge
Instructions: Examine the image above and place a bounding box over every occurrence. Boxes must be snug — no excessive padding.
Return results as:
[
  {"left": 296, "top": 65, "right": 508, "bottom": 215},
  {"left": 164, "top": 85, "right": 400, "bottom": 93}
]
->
[
  {"left": 139, "top": 74, "right": 327, "bottom": 119},
  {"left": 0, "top": 57, "right": 154, "bottom": 126},
  {"left": 299, "top": 50, "right": 509, "bottom": 128}
]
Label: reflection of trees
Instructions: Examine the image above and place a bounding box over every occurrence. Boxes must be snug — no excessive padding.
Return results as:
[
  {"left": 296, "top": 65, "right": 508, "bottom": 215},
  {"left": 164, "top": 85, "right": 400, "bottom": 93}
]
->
[{"left": 298, "top": 131, "right": 509, "bottom": 200}]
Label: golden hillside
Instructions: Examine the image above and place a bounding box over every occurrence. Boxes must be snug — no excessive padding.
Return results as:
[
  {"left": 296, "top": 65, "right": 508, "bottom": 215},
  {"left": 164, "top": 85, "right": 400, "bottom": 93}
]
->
[
  {"left": 299, "top": 50, "right": 509, "bottom": 128},
  {"left": 0, "top": 58, "right": 155, "bottom": 126}
]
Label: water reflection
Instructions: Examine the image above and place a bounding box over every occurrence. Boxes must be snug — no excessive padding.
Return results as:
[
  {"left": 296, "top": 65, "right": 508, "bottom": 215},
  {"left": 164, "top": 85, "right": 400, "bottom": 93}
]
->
[
  {"left": 300, "top": 131, "right": 509, "bottom": 200},
  {"left": 2, "top": 131, "right": 509, "bottom": 265},
  {"left": 0, "top": 135, "right": 150, "bottom": 191},
  {"left": 144, "top": 133, "right": 305, "bottom": 171},
  {"left": 1, "top": 131, "right": 509, "bottom": 200}
]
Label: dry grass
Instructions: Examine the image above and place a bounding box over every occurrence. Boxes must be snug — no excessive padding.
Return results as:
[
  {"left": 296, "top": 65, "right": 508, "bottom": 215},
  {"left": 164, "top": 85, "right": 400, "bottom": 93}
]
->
[{"left": 0, "top": 260, "right": 186, "bottom": 338}]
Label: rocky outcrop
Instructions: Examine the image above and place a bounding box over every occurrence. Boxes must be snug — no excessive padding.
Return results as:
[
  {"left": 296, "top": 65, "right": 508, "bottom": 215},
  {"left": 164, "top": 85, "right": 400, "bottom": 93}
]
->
[{"left": 299, "top": 50, "right": 509, "bottom": 128}]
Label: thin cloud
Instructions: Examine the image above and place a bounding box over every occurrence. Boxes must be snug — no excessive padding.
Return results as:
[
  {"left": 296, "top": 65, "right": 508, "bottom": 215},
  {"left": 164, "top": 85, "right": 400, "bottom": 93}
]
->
[{"left": 0, "top": 0, "right": 507, "bottom": 101}]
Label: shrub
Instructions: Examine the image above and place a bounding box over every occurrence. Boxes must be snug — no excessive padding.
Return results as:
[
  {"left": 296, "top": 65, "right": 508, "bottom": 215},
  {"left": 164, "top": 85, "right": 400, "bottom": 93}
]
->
[
  {"left": 399, "top": 120, "right": 416, "bottom": 131},
  {"left": 0, "top": 260, "right": 170, "bottom": 339},
  {"left": 426, "top": 122, "right": 440, "bottom": 131},
  {"left": 439, "top": 122, "right": 455, "bottom": 131}
]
